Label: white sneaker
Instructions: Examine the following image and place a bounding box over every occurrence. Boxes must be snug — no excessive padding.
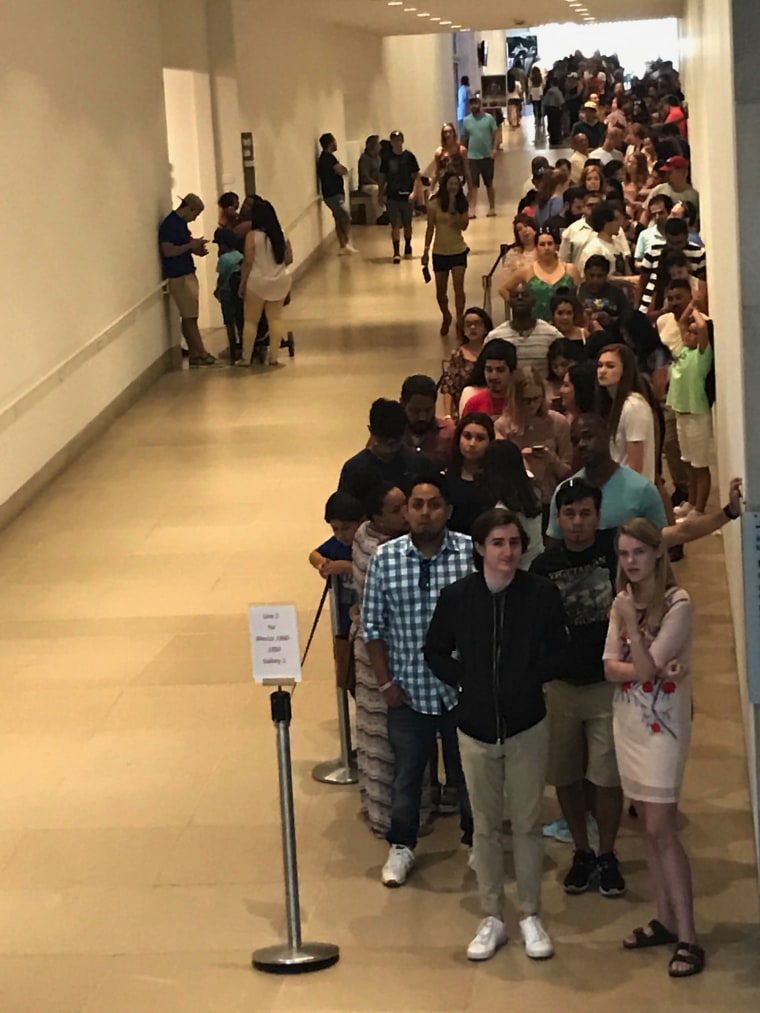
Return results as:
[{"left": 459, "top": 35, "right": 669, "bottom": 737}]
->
[
  {"left": 467, "top": 917, "right": 508, "bottom": 961},
  {"left": 337, "top": 246, "right": 350, "bottom": 256},
  {"left": 381, "top": 844, "right": 414, "bottom": 887},
  {"left": 519, "top": 915, "right": 554, "bottom": 959},
  {"left": 344, "top": 243, "right": 359, "bottom": 254},
  {"left": 467, "top": 847, "right": 477, "bottom": 872},
  {"left": 674, "top": 502, "right": 694, "bottom": 520}
]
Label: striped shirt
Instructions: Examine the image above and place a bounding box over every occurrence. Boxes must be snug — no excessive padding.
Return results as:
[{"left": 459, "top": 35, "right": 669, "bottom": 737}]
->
[
  {"left": 485, "top": 319, "right": 562, "bottom": 373},
  {"left": 639, "top": 239, "right": 706, "bottom": 309},
  {"left": 362, "top": 530, "right": 474, "bottom": 714}
]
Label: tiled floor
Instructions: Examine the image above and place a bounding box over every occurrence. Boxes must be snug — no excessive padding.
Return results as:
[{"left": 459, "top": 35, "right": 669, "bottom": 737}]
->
[{"left": 0, "top": 126, "right": 757, "bottom": 1012}]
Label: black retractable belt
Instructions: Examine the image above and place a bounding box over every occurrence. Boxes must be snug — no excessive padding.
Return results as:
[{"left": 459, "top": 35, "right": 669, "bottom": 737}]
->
[{"left": 300, "top": 580, "right": 330, "bottom": 668}]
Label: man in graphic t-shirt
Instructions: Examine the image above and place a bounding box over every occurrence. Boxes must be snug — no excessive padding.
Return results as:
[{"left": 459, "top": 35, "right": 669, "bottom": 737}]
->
[
  {"left": 531, "top": 478, "right": 625, "bottom": 899},
  {"left": 317, "top": 132, "right": 357, "bottom": 256},
  {"left": 379, "top": 130, "right": 421, "bottom": 264}
]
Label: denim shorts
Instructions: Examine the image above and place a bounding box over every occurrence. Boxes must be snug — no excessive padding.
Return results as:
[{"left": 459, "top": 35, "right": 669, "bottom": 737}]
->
[{"left": 325, "top": 193, "right": 350, "bottom": 227}]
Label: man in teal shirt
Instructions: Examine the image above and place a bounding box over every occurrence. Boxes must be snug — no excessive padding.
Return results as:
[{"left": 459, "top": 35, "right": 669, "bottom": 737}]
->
[{"left": 461, "top": 96, "right": 499, "bottom": 219}]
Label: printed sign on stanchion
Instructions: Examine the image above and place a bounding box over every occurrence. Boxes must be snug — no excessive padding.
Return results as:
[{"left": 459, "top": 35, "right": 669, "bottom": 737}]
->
[{"left": 248, "top": 602, "right": 339, "bottom": 975}]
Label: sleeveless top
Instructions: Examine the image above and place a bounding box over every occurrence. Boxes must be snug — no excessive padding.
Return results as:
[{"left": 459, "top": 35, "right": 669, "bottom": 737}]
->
[
  {"left": 246, "top": 231, "right": 291, "bottom": 301},
  {"left": 431, "top": 201, "right": 468, "bottom": 256},
  {"left": 526, "top": 271, "right": 575, "bottom": 321}
]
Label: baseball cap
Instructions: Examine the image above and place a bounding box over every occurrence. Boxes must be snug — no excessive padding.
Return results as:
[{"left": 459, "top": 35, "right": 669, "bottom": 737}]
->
[
  {"left": 179, "top": 193, "right": 204, "bottom": 212},
  {"left": 663, "top": 155, "right": 689, "bottom": 172},
  {"left": 583, "top": 100, "right": 598, "bottom": 110}
]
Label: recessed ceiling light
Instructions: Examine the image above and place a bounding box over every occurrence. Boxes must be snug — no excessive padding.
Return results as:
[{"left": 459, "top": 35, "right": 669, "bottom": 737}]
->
[
  {"left": 387, "top": 1, "right": 403, "bottom": 6},
  {"left": 402, "top": 6, "right": 417, "bottom": 11},
  {"left": 417, "top": 11, "right": 431, "bottom": 16},
  {"left": 440, "top": 19, "right": 452, "bottom": 25},
  {"left": 430, "top": 16, "right": 440, "bottom": 20}
]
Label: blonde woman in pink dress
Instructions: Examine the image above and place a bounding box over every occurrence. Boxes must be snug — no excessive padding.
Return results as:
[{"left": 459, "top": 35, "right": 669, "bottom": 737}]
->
[{"left": 604, "top": 518, "right": 704, "bottom": 979}]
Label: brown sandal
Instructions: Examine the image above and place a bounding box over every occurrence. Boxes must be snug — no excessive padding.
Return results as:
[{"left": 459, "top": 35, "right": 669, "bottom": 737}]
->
[
  {"left": 623, "top": 919, "right": 678, "bottom": 949},
  {"left": 668, "top": 941, "right": 706, "bottom": 978}
]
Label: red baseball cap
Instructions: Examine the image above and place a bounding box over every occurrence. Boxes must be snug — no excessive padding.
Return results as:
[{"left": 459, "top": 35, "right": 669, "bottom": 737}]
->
[{"left": 663, "top": 155, "right": 689, "bottom": 172}]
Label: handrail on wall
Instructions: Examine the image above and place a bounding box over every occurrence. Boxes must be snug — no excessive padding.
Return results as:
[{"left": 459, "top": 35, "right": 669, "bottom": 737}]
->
[{"left": 0, "top": 282, "right": 169, "bottom": 435}]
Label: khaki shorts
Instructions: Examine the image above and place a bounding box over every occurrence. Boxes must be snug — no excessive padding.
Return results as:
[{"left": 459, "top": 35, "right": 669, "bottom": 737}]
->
[
  {"left": 167, "top": 273, "right": 200, "bottom": 319},
  {"left": 676, "top": 411, "right": 714, "bottom": 469},
  {"left": 546, "top": 680, "right": 620, "bottom": 788}
]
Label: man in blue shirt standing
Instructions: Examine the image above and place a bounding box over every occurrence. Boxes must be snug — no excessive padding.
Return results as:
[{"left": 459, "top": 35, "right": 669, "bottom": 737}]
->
[
  {"left": 158, "top": 194, "right": 218, "bottom": 367},
  {"left": 362, "top": 475, "right": 474, "bottom": 887},
  {"left": 456, "top": 75, "right": 472, "bottom": 136},
  {"left": 461, "top": 96, "right": 499, "bottom": 219}
]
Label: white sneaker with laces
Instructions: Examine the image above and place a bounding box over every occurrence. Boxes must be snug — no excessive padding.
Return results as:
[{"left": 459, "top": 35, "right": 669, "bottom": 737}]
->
[
  {"left": 519, "top": 915, "right": 554, "bottom": 959},
  {"left": 381, "top": 844, "right": 414, "bottom": 887},
  {"left": 467, "top": 917, "right": 508, "bottom": 961}
]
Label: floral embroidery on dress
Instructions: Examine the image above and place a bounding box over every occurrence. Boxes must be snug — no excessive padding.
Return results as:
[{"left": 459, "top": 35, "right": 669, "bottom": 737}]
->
[{"left": 618, "top": 600, "right": 686, "bottom": 740}]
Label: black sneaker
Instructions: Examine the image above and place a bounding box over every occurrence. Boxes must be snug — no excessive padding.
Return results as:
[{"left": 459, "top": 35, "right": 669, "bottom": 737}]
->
[
  {"left": 563, "top": 850, "right": 597, "bottom": 894},
  {"left": 392, "top": 253, "right": 401, "bottom": 264},
  {"left": 597, "top": 852, "right": 626, "bottom": 897},
  {"left": 404, "top": 244, "right": 413, "bottom": 258}
]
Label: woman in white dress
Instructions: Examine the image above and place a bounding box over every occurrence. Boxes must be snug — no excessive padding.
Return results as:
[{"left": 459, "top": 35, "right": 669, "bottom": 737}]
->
[
  {"left": 604, "top": 518, "right": 704, "bottom": 978},
  {"left": 238, "top": 199, "right": 292, "bottom": 366}
]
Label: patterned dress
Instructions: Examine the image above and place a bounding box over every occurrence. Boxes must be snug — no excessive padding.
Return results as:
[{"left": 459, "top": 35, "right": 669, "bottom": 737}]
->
[
  {"left": 438, "top": 347, "right": 478, "bottom": 422},
  {"left": 352, "top": 523, "right": 433, "bottom": 836},
  {"left": 604, "top": 588, "right": 693, "bottom": 804}
]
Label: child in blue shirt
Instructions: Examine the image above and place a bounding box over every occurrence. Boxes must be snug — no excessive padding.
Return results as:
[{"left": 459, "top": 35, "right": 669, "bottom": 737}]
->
[
  {"left": 309, "top": 492, "right": 364, "bottom": 692},
  {"left": 213, "top": 228, "right": 244, "bottom": 363}
]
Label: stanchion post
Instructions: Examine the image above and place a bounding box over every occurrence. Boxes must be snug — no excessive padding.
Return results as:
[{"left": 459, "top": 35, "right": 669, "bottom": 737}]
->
[
  {"left": 252, "top": 689, "right": 339, "bottom": 974},
  {"left": 311, "top": 576, "right": 358, "bottom": 785}
]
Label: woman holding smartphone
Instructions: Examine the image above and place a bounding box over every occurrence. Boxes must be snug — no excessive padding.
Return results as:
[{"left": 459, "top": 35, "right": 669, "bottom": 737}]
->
[
  {"left": 494, "top": 366, "right": 572, "bottom": 527},
  {"left": 604, "top": 518, "right": 704, "bottom": 979},
  {"left": 421, "top": 170, "right": 470, "bottom": 337}
]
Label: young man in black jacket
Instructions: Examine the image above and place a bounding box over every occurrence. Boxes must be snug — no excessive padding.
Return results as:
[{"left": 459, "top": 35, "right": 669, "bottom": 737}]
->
[{"left": 425, "top": 507, "right": 568, "bottom": 963}]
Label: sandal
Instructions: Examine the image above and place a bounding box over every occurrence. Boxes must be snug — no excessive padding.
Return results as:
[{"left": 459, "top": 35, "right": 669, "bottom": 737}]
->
[
  {"left": 668, "top": 941, "right": 706, "bottom": 978},
  {"left": 623, "top": 919, "right": 678, "bottom": 950}
]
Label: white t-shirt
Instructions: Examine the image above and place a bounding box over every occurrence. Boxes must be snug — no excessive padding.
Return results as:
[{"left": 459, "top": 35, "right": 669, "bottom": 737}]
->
[
  {"left": 579, "top": 230, "right": 630, "bottom": 275},
  {"left": 610, "top": 393, "right": 656, "bottom": 482},
  {"left": 657, "top": 312, "right": 684, "bottom": 356},
  {"left": 247, "top": 230, "right": 292, "bottom": 301},
  {"left": 588, "top": 147, "right": 624, "bottom": 166}
]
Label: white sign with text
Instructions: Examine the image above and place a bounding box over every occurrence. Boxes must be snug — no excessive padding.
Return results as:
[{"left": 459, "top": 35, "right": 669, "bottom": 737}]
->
[{"left": 248, "top": 604, "right": 302, "bottom": 684}]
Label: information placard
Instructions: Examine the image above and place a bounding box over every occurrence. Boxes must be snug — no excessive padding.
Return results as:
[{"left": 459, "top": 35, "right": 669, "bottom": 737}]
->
[{"left": 248, "top": 604, "right": 302, "bottom": 684}]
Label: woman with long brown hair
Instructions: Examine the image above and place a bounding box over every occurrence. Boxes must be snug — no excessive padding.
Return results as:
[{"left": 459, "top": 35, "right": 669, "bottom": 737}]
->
[
  {"left": 604, "top": 518, "right": 703, "bottom": 979},
  {"left": 495, "top": 366, "right": 573, "bottom": 521},
  {"left": 433, "top": 122, "right": 471, "bottom": 190},
  {"left": 595, "top": 343, "right": 656, "bottom": 481},
  {"left": 422, "top": 170, "right": 470, "bottom": 336}
]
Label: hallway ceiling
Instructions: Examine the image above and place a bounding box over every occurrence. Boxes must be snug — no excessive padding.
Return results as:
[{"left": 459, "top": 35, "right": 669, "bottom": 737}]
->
[{"left": 311, "top": 0, "right": 684, "bottom": 35}]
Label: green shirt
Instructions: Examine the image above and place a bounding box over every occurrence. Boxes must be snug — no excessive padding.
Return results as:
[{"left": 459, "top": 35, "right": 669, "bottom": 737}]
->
[
  {"left": 462, "top": 112, "right": 497, "bottom": 160},
  {"left": 666, "top": 344, "right": 713, "bottom": 414}
]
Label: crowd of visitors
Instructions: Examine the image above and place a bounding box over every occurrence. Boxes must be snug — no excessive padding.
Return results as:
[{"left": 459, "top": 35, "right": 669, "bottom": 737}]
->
[{"left": 299, "top": 51, "right": 741, "bottom": 983}]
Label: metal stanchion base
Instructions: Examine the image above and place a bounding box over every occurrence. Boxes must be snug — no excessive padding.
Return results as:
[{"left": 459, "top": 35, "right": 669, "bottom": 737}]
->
[
  {"left": 311, "top": 759, "right": 358, "bottom": 785},
  {"left": 252, "top": 941, "right": 340, "bottom": 974}
]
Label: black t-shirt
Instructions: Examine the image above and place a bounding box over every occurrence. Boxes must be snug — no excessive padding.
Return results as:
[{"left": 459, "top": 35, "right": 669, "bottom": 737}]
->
[
  {"left": 577, "top": 281, "right": 631, "bottom": 319},
  {"left": 447, "top": 473, "right": 486, "bottom": 536},
  {"left": 530, "top": 529, "right": 617, "bottom": 685},
  {"left": 380, "top": 150, "right": 420, "bottom": 199},
  {"left": 318, "top": 150, "right": 344, "bottom": 199},
  {"left": 337, "top": 447, "right": 429, "bottom": 499}
]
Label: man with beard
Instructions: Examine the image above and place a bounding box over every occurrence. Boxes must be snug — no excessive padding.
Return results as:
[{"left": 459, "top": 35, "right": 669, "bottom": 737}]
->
[{"left": 400, "top": 375, "right": 455, "bottom": 470}]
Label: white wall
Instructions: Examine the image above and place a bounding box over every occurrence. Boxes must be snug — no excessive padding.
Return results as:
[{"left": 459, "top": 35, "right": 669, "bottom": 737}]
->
[
  {"left": 681, "top": 0, "right": 759, "bottom": 859},
  {"left": 0, "top": 0, "right": 172, "bottom": 506}
]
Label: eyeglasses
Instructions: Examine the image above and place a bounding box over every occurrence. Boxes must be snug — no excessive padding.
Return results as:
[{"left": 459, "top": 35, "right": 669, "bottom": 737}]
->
[{"left": 419, "top": 559, "right": 432, "bottom": 591}]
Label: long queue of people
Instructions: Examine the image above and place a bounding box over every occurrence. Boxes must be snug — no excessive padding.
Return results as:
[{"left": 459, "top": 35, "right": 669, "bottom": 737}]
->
[
  {"left": 311, "top": 371, "right": 742, "bottom": 975},
  {"left": 305, "top": 52, "right": 739, "bottom": 977}
]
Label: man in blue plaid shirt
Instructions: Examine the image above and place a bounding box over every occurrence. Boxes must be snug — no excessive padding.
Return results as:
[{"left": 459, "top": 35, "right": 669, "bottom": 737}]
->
[{"left": 362, "top": 474, "right": 474, "bottom": 887}]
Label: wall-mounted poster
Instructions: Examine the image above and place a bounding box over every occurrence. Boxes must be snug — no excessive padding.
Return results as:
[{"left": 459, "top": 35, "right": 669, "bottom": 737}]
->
[
  {"left": 481, "top": 75, "right": 507, "bottom": 106},
  {"left": 507, "top": 35, "right": 538, "bottom": 68}
]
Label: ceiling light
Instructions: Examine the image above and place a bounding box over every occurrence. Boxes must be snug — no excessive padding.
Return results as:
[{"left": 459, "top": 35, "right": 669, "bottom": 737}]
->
[
  {"left": 452, "top": 24, "right": 462, "bottom": 28},
  {"left": 440, "top": 19, "right": 452, "bottom": 25},
  {"left": 402, "top": 6, "right": 416, "bottom": 11},
  {"left": 387, "top": 1, "right": 403, "bottom": 6},
  {"left": 417, "top": 11, "right": 431, "bottom": 16},
  {"left": 430, "top": 16, "right": 440, "bottom": 20}
]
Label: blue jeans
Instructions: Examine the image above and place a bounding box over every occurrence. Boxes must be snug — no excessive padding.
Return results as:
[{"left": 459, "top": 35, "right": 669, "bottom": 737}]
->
[{"left": 386, "top": 704, "right": 473, "bottom": 849}]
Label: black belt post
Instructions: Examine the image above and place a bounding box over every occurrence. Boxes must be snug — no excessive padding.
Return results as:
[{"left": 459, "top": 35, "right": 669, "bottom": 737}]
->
[{"left": 252, "top": 688, "right": 340, "bottom": 974}]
